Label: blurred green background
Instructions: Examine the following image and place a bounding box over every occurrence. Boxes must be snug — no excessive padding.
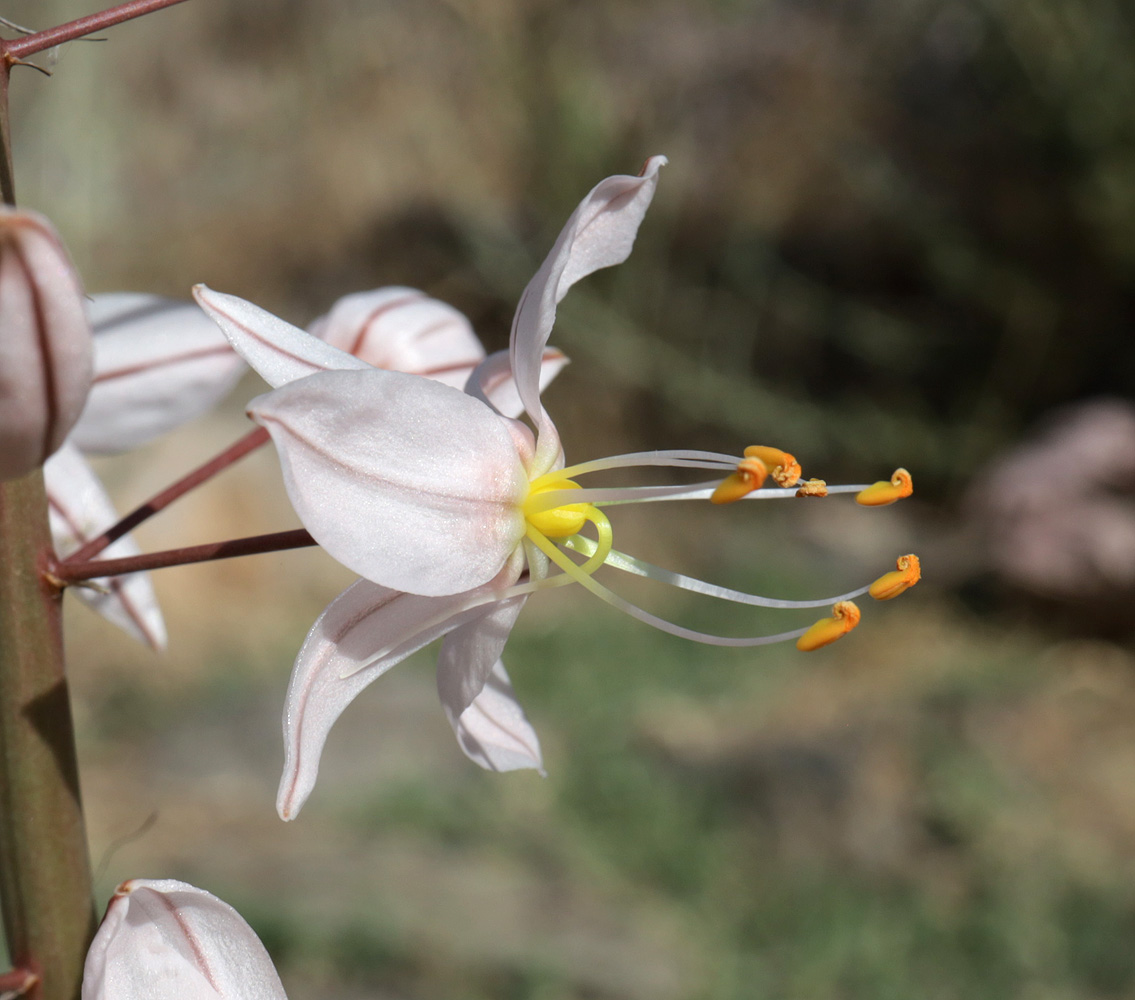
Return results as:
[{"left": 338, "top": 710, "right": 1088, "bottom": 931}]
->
[{"left": 4, "top": 0, "right": 1135, "bottom": 997}]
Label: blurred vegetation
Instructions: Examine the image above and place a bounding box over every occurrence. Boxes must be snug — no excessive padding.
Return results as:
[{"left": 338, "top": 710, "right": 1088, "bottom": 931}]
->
[
  {"left": 2, "top": 0, "right": 1135, "bottom": 997},
  {"left": 10, "top": 0, "right": 1135, "bottom": 485},
  {"left": 70, "top": 591, "right": 1135, "bottom": 1000}
]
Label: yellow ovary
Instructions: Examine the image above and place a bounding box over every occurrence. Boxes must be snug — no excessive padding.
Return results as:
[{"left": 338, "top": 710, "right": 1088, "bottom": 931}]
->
[{"left": 523, "top": 478, "right": 589, "bottom": 538}]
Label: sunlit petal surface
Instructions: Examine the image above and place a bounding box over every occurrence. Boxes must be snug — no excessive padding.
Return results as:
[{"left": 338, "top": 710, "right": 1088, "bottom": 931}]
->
[
  {"left": 193, "top": 285, "right": 369, "bottom": 388},
  {"left": 249, "top": 368, "right": 529, "bottom": 595},
  {"left": 511, "top": 155, "right": 666, "bottom": 473}
]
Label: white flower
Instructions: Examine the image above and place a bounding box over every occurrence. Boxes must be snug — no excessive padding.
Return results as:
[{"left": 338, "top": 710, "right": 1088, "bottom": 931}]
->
[
  {"left": 82, "top": 879, "right": 287, "bottom": 1000},
  {"left": 51, "top": 288, "right": 539, "bottom": 648},
  {"left": 0, "top": 207, "right": 92, "bottom": 480},
  {"left": 194, "top": 156, "right": 918, "bottom": 819},
  {"left": 194, "top": 282, "right": 569, "bottom": 805}
]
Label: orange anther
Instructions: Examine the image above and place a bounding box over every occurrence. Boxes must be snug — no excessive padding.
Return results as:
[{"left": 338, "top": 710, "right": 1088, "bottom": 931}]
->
[
  {"left": 744, "top": 446, "right": 802, "bottom": 487},
  {"left": 711, "top": 456, "right": 769, "bottom": 504},
  {"left": 869, "top": 553, "right": 921, "bottom": 601},
  {"left": 795, "top": 478, "right": 828, "bottom": 498},
  {"left": 855, "top": 468, "right": 913, "bottom": 507},
  {"left": 795, "top": 600, "right": 861, "bottom": 652}
]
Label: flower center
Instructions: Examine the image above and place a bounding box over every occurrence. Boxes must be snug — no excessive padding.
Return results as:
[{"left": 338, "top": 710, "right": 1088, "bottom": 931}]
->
[
  {"left": 523, "top": 477, "right": 590, "bottom": 538},
  {"left": 522, "top": 474, "right": 614, "bottom": 584}
]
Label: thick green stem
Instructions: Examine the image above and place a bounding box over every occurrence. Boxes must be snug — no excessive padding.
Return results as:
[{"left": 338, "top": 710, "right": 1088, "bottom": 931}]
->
[{"left": 0, "top": 472, "right": 95, "bottom": 1000}]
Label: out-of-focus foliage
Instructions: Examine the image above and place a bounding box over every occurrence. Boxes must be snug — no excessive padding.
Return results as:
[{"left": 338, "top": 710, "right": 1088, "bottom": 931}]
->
[
  {"left": 72, "top": 595, "right": 1135, "bottom": 1000},
  {"left": 9, "top": 0, "right": 1135, "bottom": 487}
]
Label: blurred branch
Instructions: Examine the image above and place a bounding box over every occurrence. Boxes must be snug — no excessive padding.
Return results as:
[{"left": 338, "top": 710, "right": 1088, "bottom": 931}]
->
[
  {"left": 2, "top": 0, "right": 190, "bottom": 62},
  {"left": 0, "top": 968, "right": 38, "bottom": 999},
  {"left": 66, "top": 426, "right": 270, "bottom": 564},
  {"left": 0, "top": 64, "right": 13, "bottom": 206},
  {"left": 55, "top": 528, "right": 317, "bottom": 582}
]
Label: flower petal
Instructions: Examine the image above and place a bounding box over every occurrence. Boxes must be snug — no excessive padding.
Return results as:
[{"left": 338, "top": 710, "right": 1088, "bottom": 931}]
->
[
  {"left": 45, "top": 443, "right": 166, "bottom": 649},
  {"left": 433, "top": 567, "right": 544, "bottom": 774},
  {"left": 70, "top": 294, "right": 247, "bottom": 453},
  {"left": 465, "top": 347, "right": 569, "bottom": 420},
  {"left": 0, "top": 208, "right": 92, "bottom": 479},
  {"left": 278, "top": 560, "right": 521, "bottom": 820},
  {"left": 308, "top": 287, "right": 485, "bottom": 388},
  {"left": 248, "top": 368, "right": 528, "bottom": 596},
  {"left": 435, "top": 591, "right": 526, "bottom": 723},
  {"left": 451, "top": 660, "right": 544, "bottom": 773},
  {"left": 510, "top": 156, "right": 666, "bottom": 473},
  {"left": 82, "top": 878, "right": 288, "bottom": 1000},
  {"left": 192, "top": 284, "right": 370, "bottom": 388}
]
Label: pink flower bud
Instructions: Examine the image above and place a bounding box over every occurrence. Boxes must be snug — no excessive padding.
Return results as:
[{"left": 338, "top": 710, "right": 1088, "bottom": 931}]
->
[
  {"left": 307, "top": 287, "right": 484, "bottom": 389},
  {"left": 0, "top": 208, "right": 92, "bottom": 479},
  {"left": 82, "top": 879, "right": 288, "bottom": 1000}
]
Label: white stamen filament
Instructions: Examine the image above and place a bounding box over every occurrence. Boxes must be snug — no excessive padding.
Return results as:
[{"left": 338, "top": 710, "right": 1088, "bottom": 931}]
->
[
  {"left": 565, "top": 536, "right": 871, "bottom": 609},
  {"left": 525, "top": 527, "right": 812, "bottom": 647},
  {"left": 596, "top": 483, "right": 871, "bottom": 505},
  {"left": 529, "top": 481, "right": 871, "bottom": 511},
  {"left": 552, "top": 449, "right": 740, "bottom": 480},
  {"left": 526, "top": 480, "right": 724, "bottom": 513}
]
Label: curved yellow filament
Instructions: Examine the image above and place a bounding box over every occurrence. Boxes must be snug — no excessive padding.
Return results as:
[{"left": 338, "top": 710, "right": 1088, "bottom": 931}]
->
[
  {"left": 525, "top": 504, "right": 613, "bottom": 582},
  {"left": 575, "top": 507, "right": 614, "bottom": 575}
]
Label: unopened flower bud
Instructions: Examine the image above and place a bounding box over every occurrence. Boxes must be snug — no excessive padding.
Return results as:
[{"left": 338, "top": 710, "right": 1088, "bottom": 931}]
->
[
  {"left": 307, "top": 287, "right": 484, "bottom": 389},
  {"left": 82, "top": 879, "right": 288, "bottom": 1000},
  {"left": 0, "top": 208, "right": 92, "bottom": 479}
]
